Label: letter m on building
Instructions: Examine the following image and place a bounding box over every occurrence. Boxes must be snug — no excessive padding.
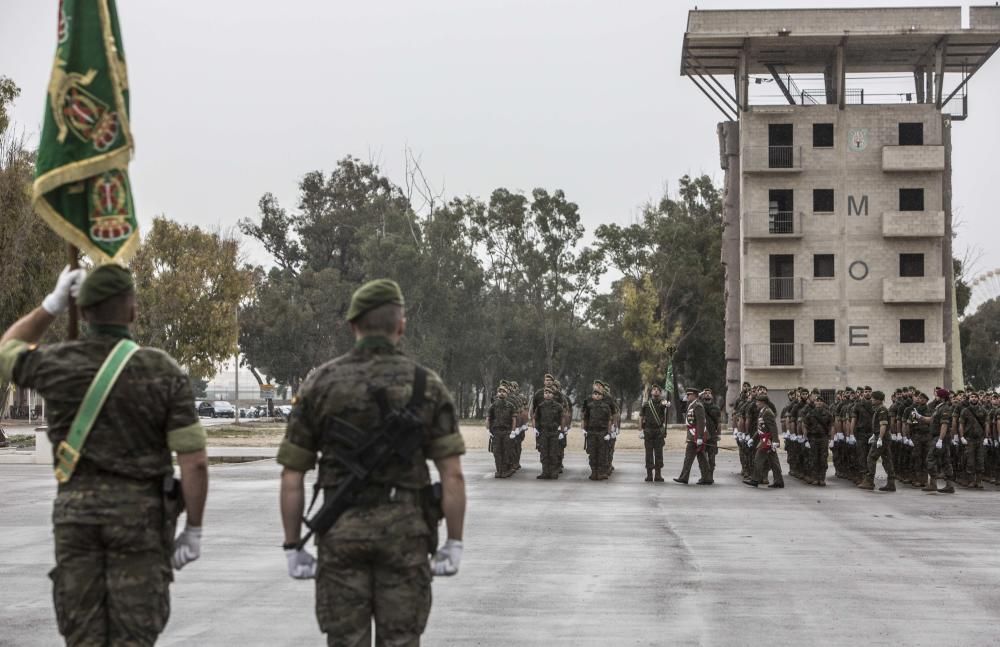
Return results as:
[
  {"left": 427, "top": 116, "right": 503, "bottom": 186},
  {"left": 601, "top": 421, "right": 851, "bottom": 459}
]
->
[{"left": 848, "top": 195, "right": 869, "bottom": 216}]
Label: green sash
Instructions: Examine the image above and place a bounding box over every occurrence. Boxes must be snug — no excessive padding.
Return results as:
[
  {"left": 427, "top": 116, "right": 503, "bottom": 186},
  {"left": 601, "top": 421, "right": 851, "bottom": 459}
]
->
[{"left": 54, "top": 339, "right": 140, "bottom": 483}]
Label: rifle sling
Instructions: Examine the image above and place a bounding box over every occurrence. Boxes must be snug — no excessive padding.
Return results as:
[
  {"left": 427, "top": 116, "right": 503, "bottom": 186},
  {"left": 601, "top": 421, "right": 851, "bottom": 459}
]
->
[{"left": 54, "top": 339, "right": 141, "bottom": 484}]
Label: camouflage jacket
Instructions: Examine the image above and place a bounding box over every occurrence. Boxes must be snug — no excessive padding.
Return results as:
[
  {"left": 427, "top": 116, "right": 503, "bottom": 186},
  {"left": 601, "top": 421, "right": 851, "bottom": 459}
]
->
[
  {"left": 0, "top": 325, "right": 205, "bottom": 524},
  {"left": 534, "top": 399, "right": 563, "bottom": 431},
  {"left": 277, "top": 336, "right": 465, "bottom": 540}
]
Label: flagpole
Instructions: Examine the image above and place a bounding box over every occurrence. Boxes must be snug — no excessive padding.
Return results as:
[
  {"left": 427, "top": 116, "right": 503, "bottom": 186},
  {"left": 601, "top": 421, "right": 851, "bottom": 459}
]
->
[{"left": 67, "top": 244, "right": 79, "bottom": 340}]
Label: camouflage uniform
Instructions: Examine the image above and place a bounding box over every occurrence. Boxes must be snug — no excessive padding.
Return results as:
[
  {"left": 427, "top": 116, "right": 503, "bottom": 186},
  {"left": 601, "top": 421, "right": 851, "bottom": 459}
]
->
[
  {"left": 702, "top": 395, "right": 722, "bottom": 473},
  {"left": 851, "top": 396, "right": 875, "bottom": 483},
  {"left": 534, "top": 397, "right": 564, "bottom": 479},
  {"left": 862, "top": 400, "right": 894, "bottom": 490},
  {"left": 0, "top": 325, "right": 205, "bottom": 646},
  {"left": 487, "top": 394, "right": 518, "bottom": 478},
  {"left": 277, "top": 335, "right": 466, "bottom": 646},
  {"left": 927, "top": 399, "right": 955, "bottom": 489},
  {"left": 640, "top": 396, "right": 668, "bottom": 476},
  {"left": 803, "top": 400, "right": 833, "bottom": 485},
  {"left": 906, "top": 400, "right": 932, "bottom": 487},
  {"left": 960, "top": 399, "right": 987, "bottom": 488},
  {"left": 583, "top": 397, "right": 613, "bottom": 480},
  {"left": 750, "top": 404, "right": 784, "bottom": 487}
]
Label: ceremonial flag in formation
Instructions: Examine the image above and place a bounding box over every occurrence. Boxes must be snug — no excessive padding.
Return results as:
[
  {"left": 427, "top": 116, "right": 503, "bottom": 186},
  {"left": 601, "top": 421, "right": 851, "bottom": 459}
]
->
[{"left": 33, "top": 0, "right": 139, "bottom": 264}]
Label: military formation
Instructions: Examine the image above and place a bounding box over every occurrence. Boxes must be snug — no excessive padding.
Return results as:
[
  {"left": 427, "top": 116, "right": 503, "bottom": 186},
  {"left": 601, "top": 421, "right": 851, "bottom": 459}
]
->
[{"left": 731, "top": 382, "right": 1000, "bottom": 494}]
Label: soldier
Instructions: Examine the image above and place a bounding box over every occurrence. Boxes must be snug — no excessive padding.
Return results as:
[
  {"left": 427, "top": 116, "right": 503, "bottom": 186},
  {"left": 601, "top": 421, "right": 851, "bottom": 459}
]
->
[
  {"left": 917, "top": 387, "right": 956, "bottom": 493},
  {"left": 859, "top": 391, "right": 895, "bottom": 492},
  {"left": 533, "top": 387, "right": 564, "bottom": 479},
  {"left": 989, "top": 393, "right": 1000, "bottom": 484},
  {"left": 733, "top": 385, "right": 752, "bottom": 479},
  {"left": 487, "top": 385, "right": 518, "bottom": 478},
  {"left": 803, "top": 390, "right": 833, "bottom": 486},
  {"left": 551, "top": 379, "right": 571, "bottom": 473},
  {"left": 674, "top": 388, "right": 712, "bottom": 485},
  {"left": 959, "top": 390, "right": 987, "bottom": 489},
  {"left": 601, "top": 381, "right": 621, "bottom": 473},
  {"left": 277, "top": 279, "right": 467, "bottom": 646},
  {"left": 744, "top": 392, "right": 785, "bottom": 488},
  {"left": 507, "top": 380, "right": 527, "bottom": 471},
  {"left": 701, "top": 388, "right": 722, "bottom": 476},
  {"left": 583, "top": 382, "right": 614, "bottom": 480},
  {"left": 906, "top": 391, "right": 933, "bottom": 488},
  {"left": 849, "top": 386, "right": 875, "bottom": 485},
  {"left": 640, "top": 384, "right": 669, "bottom": 482},
  {"left": 831, "top": 390, "right": 847, "bottom": 478},
  {"left": 0, "top": 265, "right": 210, "bottom": 645},
  {"left": 794, "top": 388, "right": 814, "bottom": 482}
]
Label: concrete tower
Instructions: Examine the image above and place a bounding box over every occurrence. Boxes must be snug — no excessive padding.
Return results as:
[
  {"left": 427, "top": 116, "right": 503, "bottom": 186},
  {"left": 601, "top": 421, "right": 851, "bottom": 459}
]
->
[{"left": 681, "top": 6, "right": 1000, "bottom": 403}]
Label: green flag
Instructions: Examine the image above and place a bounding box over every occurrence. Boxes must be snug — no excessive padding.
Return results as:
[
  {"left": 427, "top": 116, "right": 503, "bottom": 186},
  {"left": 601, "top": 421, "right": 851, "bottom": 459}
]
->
[
  {"left": 33, "top": 0, "right": 138, "bottom": 264},
  {"left": 664, "top": 360, "right": 674, "bottom": 399}
]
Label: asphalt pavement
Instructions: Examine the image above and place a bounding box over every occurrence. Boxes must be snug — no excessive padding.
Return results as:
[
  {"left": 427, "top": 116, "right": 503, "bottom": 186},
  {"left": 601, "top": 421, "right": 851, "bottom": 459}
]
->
[{"left": 2, "top": 449, "right": 1000, "bottom": 646}]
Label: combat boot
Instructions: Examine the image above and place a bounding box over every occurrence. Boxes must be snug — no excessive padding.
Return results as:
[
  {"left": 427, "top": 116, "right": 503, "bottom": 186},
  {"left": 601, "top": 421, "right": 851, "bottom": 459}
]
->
[
  {"left": 937, "top": 480, "right": 955, "bottom": 494},
  {"left": 973, "top": 474, "right": 984, "bottom": 489},
  {"left": 921, "top": 479, "right": 938, "bottom": 492},
  {"left": 879, "top": 478, "right": 896, "bottom": 492},
  {"left": 645, "top": 469, "right": 653, "bottom": 482},
  {"left": 654, "top": 469, "right": 664, "bottom": 482},
  {"left": 816, "top": 477, "right": 826, "bottom": 487},
  {"left": 588, "top": 471, "right": 599, "bottom": 481},
  {"left": 911, "top": 474, "right": 926, "bottom": 488},
  {"left": 857, "top": 475, "right": 875, "bottom": 490}
]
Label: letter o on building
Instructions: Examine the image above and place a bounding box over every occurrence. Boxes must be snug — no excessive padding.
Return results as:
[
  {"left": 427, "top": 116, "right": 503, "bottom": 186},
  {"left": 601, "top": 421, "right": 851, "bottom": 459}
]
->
[{"left": 849, "top": 261, "right": 869, "bottom": 281}]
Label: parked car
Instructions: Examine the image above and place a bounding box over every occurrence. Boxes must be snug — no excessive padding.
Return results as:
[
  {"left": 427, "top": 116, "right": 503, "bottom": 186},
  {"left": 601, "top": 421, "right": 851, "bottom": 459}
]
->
[
  {"left": 276, "top": 404, "right": 292, "bottom": 420},
  {"left": 213, "top": 401, "right": 236, "bottom": 418},
  {"left": 196, "top": 401, "right": 215, "bottom": 418}
]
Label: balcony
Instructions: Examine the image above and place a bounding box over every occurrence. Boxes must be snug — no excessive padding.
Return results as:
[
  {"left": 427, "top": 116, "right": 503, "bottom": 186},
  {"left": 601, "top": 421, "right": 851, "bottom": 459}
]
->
[
  {"left": 882, "top": 145, "right": 945, "bottom": 172},
  {"left": 882, "top": 277, "right": 946, "bottom": 304},
  {"left": 743, "top": 146, "right": 803, "bottom": 173},
  {"left": 882, "top": 211, "right": 945, "bottom": 238},
  {"left": 883, "top": 342, "right": 946, "bottom": 370},
  {"left": 744, "top": 277, "right": 804, "bottom": 304},
  {"left": 744, "top": 211, "right": 803, "bottom": 239},
  {"left": 744, "top": 343, "right": 803, "bottom": 370}
]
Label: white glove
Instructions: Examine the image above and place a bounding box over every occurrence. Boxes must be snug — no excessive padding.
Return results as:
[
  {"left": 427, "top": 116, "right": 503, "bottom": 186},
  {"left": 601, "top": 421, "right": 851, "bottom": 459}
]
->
[
  {"left": 638, "top": 432, "right": 645, "bottom": 440},
  {"left": 285, "top": 548, "right": 317, "bottom": 579},
  {"left": 906, "top": 438, "right": 914, "bottom": 447},
  {"left": 533, "top": 428, "right": 539, "bottom": 437},
  {"left": 431, "top": 539, "right": 463, "bottom": 577},
  {"left": 835, "top": 432, "right": 845, "bottom": 442},
  {"left": 876, "top": 439, "right": 883, "bottom": 449},
  {"left": 171, "top": 525, "right": 202, "bottom": 570},
  {"left": 869, "top": 435, "right": 876, "bottom": 445},
  {"left": 688, "top": 427, "right": 696, "bottom": 437},
  {"left": 829, "top": 440, "right": 834, "bottom": 449},
  {"left": 952, "top": 437, "right": 959, "bottom": 446},
  {"left": 42, "top": 265, "right": 86, "bottom": 316},
  {"left": 847, "top": 436, "right": 857, "bottom": 446},
  {"left": 804, "top": 441, "right": 811, "bottom": 449},
  {"left": 509, "top": 430, "right": 518, "bottom": 440},
  {"left": 961, "top": 437, "right": 968, "bottom": 445},
  {"left": 935, "top": 439, "right": 943, "bottom": 449},
  {"left": 558, "top": 432, "right": 565, "bottom": 440},
  {"left": 798, "top": 435, "right": 806, "bottom": 444},
  {"left": 696, "top": 438, "right": 704, "bottom": 446}
]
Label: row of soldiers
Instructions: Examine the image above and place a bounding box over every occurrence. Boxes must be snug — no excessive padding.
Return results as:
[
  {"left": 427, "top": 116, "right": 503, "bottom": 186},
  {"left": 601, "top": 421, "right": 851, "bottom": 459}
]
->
[
  {"left": 486, "top": 375, "right": 624, "bottom": 481},
  {"left": 733, "top": 382, "right": 998, "bottom": 493}
]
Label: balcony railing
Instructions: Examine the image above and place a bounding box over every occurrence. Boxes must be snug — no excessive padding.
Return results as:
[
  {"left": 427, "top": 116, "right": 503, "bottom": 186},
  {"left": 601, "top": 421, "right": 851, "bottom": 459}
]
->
[
  {"left": 744, "top": 146, "right": 803, "bottom": 172},
  {"left": 744, "top": 343, "right": 803, "bottom": 369},
  {"left": 744, "top": 277, "right": 804, "bottom": 303},
  {"left": 744, "top": 210, "right": 803, "bottom": 238}
]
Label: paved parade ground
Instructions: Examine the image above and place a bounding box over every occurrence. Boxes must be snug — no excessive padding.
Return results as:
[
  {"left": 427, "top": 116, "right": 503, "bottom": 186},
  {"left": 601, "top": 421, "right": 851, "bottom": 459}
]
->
[{"left": 3, "top": 448, "right": 1000, "bottom": 646}]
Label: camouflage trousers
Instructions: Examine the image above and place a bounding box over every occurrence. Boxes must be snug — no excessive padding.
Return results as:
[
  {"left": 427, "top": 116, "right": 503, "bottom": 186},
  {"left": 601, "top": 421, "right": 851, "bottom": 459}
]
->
[
  {"left": 51, "top": 521, "right": 172, "bottom": 647},
  {"left": 806, "top": 435, "right": 828, "bottom": 482},
  {"left": 537, "top": 430, "right": 561, "bottom": 477},
  {"left": 489, "top": 429, "right": 515, "bottom": 476},
  {"left": 910, "top": 433, "right": 933, "bottom": 483},
  {"left": 316, "top": 532, "right": 431, "bottom": 647},
  {"left": 752, "top": 448, "right": 784, "bottom": 485},
  {"left": 965, "top": 437, "right": 985, "bottom": 477},
  {"left": 927, "top": 440, "right": 955, "bottom": 480},
  {"left": 643, "top": 430, "right": 665, "bottom": 470},
  {"left": 866, "top": 439, "right": 894, "bottom": 479},
  {"left": 586, "top": 431, "right": 611, "bottom": 476}
]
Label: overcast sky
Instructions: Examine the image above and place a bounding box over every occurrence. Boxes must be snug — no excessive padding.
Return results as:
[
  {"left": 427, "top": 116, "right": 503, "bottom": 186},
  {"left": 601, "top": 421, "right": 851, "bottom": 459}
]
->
[{"left": 3, "top": 0, "right": 1000, "bottom": 292}]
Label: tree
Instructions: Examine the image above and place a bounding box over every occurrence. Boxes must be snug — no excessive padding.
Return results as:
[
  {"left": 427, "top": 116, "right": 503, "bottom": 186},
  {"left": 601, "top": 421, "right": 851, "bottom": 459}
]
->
[
  {"left": 0, "top": 77, "right": 19, "bottom": 136},
  {"left": 596, "top": 175, "right": 725, "bottom": 398},
  {"left": 131, "top": 217, "right": 253, "bottom": 381},
  {"left": 960, "top": 297, "right": 1000, "bottom": 390}
]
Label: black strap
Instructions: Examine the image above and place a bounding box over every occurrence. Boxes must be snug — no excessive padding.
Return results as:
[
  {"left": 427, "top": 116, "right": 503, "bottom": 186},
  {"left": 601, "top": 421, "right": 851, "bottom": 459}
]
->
[{"left": 409, "top": 366, "right": 427, "bottom": 409}]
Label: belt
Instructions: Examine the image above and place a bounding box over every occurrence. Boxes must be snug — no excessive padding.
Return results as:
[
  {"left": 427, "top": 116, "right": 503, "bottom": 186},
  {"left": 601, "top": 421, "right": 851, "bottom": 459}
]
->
[{"left": 329, "top": 484, "right": 421, "bottom": 506}]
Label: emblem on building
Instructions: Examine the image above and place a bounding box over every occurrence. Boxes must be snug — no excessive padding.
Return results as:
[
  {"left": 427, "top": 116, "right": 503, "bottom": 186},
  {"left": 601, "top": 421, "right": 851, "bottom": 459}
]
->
[{"left": 847, "top": 128, "right": 869, "bottom": 152}]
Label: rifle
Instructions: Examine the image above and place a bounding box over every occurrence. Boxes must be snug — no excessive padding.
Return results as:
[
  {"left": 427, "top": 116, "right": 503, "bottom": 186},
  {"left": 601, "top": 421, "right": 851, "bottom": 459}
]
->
[{"left": 298, "top": 367, "right": 432, "bottom": 550}]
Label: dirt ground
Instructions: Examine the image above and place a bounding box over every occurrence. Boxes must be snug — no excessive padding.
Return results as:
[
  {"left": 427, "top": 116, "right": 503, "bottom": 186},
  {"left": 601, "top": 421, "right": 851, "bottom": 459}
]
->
[{"left": 205, "top": 421, "right": 739, "bottom": 452}]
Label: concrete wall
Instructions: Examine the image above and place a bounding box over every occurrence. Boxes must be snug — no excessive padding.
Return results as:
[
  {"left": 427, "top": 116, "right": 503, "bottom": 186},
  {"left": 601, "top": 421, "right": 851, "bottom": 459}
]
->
[
  {"left": 739, "top": 103, "right": 948, "bottom": 394},
  {"left": 687, "top": 7, "right": 960, "bottom": 36}
]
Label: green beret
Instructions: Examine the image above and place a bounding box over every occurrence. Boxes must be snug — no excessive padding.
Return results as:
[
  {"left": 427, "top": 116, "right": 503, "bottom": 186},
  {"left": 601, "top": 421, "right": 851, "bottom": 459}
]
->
[
  {"left": 755, "top": 393, "right": 769, "bottom": 402},
  {"left": 346, "top": 279, "right": 404, "bottom": 322},
  {"left": 77, "top": 264, "right": 134, "bottom": 308},
  {"left": 872, "top": 390, "right": 885, "bottom": 401}
]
